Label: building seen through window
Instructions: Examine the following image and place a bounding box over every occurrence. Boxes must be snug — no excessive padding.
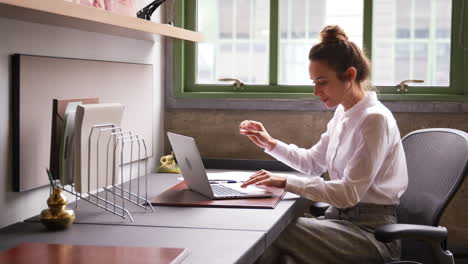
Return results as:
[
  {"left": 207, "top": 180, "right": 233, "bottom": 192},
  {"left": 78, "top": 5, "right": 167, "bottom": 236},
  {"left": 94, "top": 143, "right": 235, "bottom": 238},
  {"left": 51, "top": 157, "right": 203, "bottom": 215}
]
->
[
  {"left": 197, "top": 0, "right": 270, "bottom": 85},
  {"left": 196, "top": 0, "right": 452, "bottom": 88},
  {"left": 372, "top": 0, "right": 452, "bottom": 87}
]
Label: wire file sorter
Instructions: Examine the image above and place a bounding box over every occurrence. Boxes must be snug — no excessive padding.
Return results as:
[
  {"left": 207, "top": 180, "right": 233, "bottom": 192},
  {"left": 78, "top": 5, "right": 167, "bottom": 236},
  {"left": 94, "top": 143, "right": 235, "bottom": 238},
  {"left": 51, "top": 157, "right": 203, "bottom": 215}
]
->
[
  {"left": 56, "top": 101, "right": 155, "bottom": 222},
  {"left": 61, "top": 123, "right": 155, "bottom": 222}
]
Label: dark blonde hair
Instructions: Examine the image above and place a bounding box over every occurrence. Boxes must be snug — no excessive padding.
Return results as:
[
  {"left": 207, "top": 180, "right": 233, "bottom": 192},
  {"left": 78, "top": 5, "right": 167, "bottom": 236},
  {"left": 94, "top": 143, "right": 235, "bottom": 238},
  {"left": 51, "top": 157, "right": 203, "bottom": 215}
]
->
[{"left": 309, "top": 25, "right": 371, "bottom": 86}]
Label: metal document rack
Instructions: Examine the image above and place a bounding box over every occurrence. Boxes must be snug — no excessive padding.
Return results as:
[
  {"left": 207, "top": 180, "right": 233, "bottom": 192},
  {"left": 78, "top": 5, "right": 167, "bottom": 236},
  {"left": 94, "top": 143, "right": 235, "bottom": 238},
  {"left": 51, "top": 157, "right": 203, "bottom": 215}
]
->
[{"left": 62, "top": 124, "right": 155, "bottom": 222}]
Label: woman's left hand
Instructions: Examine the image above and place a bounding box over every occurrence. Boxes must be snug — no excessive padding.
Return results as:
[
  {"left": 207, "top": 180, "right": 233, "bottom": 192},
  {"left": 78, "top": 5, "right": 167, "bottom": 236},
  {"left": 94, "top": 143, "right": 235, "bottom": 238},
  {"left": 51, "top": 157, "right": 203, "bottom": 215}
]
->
[{"left": 241, "top": 170, "right": 287, "bottom": 189}]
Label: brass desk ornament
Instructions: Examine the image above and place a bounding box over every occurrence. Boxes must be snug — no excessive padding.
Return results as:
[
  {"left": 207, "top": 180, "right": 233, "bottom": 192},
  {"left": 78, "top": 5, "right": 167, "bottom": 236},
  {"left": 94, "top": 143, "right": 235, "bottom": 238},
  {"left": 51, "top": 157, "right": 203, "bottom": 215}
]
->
[
  {"left": 40, "top": 169, "right": 75, "bottom": 230},
  {"left": 158, "top": 152, "right": 181, "bottom": 173}
]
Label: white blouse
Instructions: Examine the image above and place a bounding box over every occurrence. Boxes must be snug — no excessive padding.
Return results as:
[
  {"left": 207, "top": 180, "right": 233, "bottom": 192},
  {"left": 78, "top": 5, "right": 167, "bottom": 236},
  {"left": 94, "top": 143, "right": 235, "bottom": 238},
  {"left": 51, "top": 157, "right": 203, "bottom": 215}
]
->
[{"left": 267, "top": 92, "right": 408, "bottom": 208}]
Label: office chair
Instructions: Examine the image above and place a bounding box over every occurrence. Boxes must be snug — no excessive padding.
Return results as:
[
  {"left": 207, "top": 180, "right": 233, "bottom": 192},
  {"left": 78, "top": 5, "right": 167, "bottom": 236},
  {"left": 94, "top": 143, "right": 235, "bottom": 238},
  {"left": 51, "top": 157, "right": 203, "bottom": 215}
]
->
[{"left": 310, "top": 128, "right": 468, "bottom": 264}]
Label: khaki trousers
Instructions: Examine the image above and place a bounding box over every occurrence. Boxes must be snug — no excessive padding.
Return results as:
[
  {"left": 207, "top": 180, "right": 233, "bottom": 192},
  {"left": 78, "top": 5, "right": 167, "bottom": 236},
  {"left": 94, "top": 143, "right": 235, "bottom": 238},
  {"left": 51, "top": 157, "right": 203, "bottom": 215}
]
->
[{"left": 256, "top": 203, "right": 400, "bottom": 264}]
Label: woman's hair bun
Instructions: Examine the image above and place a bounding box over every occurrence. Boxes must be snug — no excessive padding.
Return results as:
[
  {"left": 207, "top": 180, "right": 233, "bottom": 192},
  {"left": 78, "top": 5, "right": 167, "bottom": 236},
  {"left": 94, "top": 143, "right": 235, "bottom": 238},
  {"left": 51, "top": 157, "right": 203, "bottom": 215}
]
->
[{"left": 320, "top": 25, "right": 348, "bottom": 43}]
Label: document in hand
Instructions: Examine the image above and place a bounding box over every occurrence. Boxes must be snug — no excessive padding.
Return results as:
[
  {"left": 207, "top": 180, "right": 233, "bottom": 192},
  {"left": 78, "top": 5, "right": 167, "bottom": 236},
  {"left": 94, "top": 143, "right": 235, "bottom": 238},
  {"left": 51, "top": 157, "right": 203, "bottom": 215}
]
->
[{"left": 74, "top": 103, "right": 125, "bottom": 193}]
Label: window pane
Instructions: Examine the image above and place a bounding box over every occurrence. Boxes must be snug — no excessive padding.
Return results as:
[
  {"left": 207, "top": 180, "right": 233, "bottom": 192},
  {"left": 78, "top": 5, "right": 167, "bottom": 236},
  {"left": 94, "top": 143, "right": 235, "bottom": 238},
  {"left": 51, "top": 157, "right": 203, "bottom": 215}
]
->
[
  {"left": 396, "top": 0, "right": 411, "bottom": 38},
  {"left": 279, "top": 0, "right": 363, "bottom": 85},
  {"left": 413, "top": 43, "right": 428, "bottom": 80},
  {"left": 436, "top": 43, "right": 450, "bottom": 85},
  {"left": 395, "top": 44, "right": 410, "bottom": 83},
  {"left": 436, "top": 1, "right": 451, "bottom": 38},
  {"left": 372, "top": 0, "right": 451, "bottom": 87},
  {"left": 196, "top": 0, "right": 270, "bottom": 85},
  {"left": 414, "top": 0, "right": 430, "bottom": 39}
]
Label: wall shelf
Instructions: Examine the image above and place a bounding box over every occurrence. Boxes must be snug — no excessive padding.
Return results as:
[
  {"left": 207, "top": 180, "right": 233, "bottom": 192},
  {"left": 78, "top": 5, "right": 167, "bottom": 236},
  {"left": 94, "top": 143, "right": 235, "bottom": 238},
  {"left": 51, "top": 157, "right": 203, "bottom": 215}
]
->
[{"left": 0, "top": 0, "right": 204, "bottom": 42}]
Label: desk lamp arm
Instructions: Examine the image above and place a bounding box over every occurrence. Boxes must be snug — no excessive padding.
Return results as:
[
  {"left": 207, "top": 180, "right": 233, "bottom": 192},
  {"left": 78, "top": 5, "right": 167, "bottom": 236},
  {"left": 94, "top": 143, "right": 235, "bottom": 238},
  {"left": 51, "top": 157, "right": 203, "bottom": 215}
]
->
[{"left": 137, "top": 0, "right": 168, "bottom": 21}]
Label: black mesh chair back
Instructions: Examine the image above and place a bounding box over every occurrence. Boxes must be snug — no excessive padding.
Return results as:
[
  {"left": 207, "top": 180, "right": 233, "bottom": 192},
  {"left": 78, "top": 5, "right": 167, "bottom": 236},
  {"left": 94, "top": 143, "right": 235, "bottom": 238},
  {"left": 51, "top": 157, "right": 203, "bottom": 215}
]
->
[{"left": 398, "top": 128, "right": 468, "bottom": 262}]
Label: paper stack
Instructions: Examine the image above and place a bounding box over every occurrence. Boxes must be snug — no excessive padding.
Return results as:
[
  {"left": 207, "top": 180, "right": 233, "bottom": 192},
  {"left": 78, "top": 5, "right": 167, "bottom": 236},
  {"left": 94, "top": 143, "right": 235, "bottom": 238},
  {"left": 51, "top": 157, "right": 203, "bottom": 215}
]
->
[{"left": 74, "top": 103, "right": 125, "bottom": 193}]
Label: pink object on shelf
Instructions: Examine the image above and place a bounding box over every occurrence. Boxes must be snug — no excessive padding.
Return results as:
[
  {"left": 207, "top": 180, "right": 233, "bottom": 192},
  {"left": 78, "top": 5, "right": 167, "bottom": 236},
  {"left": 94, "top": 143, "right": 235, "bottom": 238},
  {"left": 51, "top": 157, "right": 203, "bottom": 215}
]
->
[
  {"left": 76, "top": 0, "right": 91, "bottom": 7},
  {"left": 104, "top": 0, "right": 136, "bottom": 17},
  {"left": 92, "top": 0, "right": 105, "bottom": 9},
  {"left": 72, "top": 0, "right": 136, "bottom": 17}
]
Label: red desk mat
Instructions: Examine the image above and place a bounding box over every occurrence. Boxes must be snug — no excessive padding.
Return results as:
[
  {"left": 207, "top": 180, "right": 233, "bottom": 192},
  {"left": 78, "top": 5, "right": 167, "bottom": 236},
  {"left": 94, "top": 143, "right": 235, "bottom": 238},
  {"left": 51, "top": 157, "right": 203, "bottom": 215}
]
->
[
  {"left": 150, "top": 182, "right": 285, "bottom": 209},
  {"left": 0, "top": 243, "right": 189, "bottom": 264}
]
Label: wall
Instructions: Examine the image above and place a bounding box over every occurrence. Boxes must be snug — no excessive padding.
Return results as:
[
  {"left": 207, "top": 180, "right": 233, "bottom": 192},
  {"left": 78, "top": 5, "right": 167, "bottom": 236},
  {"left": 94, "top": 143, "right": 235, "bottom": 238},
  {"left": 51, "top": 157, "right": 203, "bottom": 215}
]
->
[
  {"left": 165, "top": 109, "right": 468, "bottom": 253},
  {"left": 0, "top": 8, "right": 164, "bottom": 228},
  {"left": 165, "top": 109, "right": 468, "bottom": 159}
]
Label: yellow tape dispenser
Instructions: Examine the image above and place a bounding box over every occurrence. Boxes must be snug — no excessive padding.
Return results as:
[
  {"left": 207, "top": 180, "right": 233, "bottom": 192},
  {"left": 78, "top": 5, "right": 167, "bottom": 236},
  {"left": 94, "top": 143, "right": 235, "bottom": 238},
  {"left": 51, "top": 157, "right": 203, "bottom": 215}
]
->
[{"left": 158, "top": 152, "right": 181, "bottom": 173}]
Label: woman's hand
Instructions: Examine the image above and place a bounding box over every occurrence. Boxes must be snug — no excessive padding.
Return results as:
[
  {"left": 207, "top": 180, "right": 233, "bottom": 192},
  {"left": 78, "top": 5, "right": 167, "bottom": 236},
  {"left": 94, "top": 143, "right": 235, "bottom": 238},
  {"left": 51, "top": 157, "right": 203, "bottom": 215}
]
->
[
  {"left": 241, "top": 170, "right": 287, "bottom": 189},
  {"left": 239, "top": 120, "right": 277, "bottom": 151}
]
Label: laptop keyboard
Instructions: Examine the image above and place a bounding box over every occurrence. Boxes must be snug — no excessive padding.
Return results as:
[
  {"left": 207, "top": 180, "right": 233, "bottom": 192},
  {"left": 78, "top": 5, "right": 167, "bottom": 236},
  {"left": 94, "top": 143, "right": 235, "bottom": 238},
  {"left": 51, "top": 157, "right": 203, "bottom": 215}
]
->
[{"left": 211, "top": 184, "right": 246, "bottom": 197}]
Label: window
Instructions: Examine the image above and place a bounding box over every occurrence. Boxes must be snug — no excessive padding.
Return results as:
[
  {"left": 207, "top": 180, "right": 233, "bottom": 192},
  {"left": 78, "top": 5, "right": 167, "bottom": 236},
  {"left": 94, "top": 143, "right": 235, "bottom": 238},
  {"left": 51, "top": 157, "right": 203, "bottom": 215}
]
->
[
  {"left": 372, "top": 0, "right": 452, "bottom": 87},
  {"left": 196, "top": 0, "right": 270, "bottom": 85},
  {"left": 279, "top": 0, "right": 363, "bottom": 85},
  {"left": 174, "top": 0, "right": 466, "bottom": 99}
]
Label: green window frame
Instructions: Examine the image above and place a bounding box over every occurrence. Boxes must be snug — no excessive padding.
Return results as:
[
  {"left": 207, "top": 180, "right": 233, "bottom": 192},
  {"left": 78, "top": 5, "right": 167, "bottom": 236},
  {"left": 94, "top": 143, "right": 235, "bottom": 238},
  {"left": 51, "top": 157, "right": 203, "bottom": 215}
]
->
[{"left": 173, "top": 0, "right": 468, "bottom": 100}]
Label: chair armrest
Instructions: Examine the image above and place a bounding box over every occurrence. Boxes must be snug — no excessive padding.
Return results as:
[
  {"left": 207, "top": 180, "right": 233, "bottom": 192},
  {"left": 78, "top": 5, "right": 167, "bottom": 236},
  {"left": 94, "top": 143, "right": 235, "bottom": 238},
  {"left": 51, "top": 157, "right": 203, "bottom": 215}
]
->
[
  {"left": 309, "top": 202, "right": 330, "bottom": 217},
  {"left": 376, "top": 224, "right": 454, "bottom": 264},
  {"left": 374, "top": 224, "right": 448, "bottom": 243}
]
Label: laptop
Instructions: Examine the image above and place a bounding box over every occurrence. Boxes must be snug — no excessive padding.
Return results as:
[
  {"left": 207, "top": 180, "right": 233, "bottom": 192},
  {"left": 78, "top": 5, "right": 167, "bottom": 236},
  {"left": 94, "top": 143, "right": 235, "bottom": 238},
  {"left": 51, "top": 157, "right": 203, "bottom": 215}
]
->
[{"left": 167, "top": 132, "right": 273, "bottom": 199}]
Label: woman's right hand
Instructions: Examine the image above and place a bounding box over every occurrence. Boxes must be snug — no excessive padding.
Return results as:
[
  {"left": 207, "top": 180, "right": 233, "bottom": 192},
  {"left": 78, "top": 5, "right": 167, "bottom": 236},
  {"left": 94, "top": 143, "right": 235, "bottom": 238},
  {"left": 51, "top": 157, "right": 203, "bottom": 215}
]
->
[{"left": 239, "top": 120, "right": 277, "bottom": 151}]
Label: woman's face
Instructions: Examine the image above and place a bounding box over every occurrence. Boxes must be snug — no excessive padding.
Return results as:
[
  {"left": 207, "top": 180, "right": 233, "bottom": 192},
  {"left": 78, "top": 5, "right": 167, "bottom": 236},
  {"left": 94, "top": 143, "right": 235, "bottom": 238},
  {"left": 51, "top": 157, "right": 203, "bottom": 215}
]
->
[{"left": 309, "top": 60, "right": 351, "bottom": 108}]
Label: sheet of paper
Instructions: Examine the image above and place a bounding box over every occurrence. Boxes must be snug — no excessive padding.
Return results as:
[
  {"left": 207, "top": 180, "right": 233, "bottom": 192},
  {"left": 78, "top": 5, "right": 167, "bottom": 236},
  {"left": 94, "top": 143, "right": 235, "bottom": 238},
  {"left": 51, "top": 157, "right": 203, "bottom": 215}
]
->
[
  {"left": 60, "top": 102, "right": 81, "bottom": 186},
  {"left": 74, "top": 103, "right": 125, "bottom": 193}
]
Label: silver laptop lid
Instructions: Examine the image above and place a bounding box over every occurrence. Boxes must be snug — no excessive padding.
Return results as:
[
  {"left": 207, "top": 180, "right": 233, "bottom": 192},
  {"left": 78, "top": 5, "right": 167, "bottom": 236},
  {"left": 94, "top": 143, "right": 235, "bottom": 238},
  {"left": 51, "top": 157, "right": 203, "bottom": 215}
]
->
[{"left": 167, "top": 132, "right": 215, "bottom": 199}]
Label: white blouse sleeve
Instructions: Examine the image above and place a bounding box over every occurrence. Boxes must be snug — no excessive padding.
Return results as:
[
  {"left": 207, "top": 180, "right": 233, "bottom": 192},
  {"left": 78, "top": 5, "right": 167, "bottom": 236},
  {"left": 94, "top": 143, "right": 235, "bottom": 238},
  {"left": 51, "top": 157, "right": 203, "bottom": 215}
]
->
[
  {"left": 265, "top": 115, "right": 337, "bottom": 177},
  {"left": 284, "top": 114, "right": 389, "bottom": 208}
]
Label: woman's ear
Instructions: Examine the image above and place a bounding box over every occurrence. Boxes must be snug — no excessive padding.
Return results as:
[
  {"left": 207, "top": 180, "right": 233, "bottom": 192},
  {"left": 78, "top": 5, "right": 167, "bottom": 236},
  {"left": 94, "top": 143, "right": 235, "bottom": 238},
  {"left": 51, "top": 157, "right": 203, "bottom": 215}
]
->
[{"left": 345, "top": 67, "right": 357, "bottom": 82}]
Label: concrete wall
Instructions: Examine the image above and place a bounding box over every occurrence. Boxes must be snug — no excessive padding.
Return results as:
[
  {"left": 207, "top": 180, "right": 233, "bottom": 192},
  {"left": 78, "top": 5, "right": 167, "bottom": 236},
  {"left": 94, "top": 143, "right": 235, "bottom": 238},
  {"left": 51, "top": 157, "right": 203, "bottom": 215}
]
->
[
  {"left": 165, "top": 108, "right": 468, "bottom": 253},
  {"left": 0, "top": 7, "right": 164, "bottom": 228},
  {"left": 165, "top": 109, "right": 468, "bottom": 159}
]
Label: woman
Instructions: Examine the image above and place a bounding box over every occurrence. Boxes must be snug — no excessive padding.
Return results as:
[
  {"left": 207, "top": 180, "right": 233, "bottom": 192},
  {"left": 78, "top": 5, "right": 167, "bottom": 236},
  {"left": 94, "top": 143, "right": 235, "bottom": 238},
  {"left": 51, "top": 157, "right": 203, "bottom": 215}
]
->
[{"left": 239, "top": 25, "right": 408, "bottom": 263}]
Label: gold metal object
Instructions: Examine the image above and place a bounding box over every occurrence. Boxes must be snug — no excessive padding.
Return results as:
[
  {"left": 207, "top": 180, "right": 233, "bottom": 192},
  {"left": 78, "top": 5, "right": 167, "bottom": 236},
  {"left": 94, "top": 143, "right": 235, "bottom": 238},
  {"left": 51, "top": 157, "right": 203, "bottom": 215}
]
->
[
  {"left": 396, "top": 79, "right": 424, "bottom": 93},
  {"left": 218, "top": 78, "right": 245, "bottom": 90},
  {"left": 158, "top": 152, "right": 181, "bottom": 173},
  {"left": 40, "top": 187, "right": 75, "bottom": 230}
]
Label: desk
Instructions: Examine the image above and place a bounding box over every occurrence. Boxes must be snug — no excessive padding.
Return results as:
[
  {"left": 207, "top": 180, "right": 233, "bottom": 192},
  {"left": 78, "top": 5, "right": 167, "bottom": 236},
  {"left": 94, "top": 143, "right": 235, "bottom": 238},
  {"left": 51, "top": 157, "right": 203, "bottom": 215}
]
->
[
  {"left": 5, "top": 169, "right": 308, "bottom": 263},
  {"left": 0, "top": 222, "right": 265, "bottom": 264}
]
